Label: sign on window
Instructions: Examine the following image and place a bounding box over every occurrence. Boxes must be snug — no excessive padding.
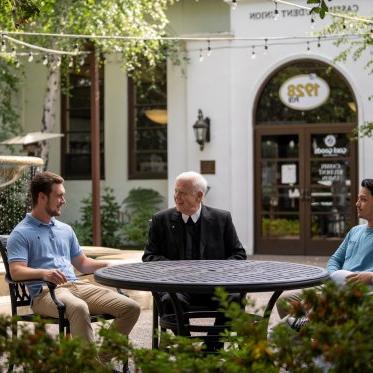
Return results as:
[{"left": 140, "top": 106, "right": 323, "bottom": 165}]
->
[{"left": 279, "top": 74, "right": 330, "bottom": 111}]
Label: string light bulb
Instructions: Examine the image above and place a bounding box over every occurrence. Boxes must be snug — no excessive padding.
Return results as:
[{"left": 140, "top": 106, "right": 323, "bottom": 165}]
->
[
  {"left": 264, "top": 38, "right": 268, "bottom": 55},
  {"left": 317, "top": 36, "right": 321, "bottom": 48},
  {"left": 73, "top": 44, "right": 79, "bottom": 54},
  {"left": 11, "top": 47, "right": 16, "bottom": 57},
  {"left": 231, "top": 0, "right": 237, "bottom": 10},
  {"left": 42, "top": 55, "right": 48, "bottom": 65},
  {"left": 306, "top": 41, "right": 310, "bottom": 53},
  {"left": 68, "top": 57, "right": 74, "bottom": 67},
  {"left": 251, "top": 45, "right": 256, "bottom": 59},
  {"left": 15, "top": 59, "right": 20, "bottom": 68},
  {"left": 310, "top": 15, "right": 315, "bottom": 29},
  {"left": 207, "top": 40, "right": 211, "bottom": 57},
  {"left": 273, "top": 1, "right": 279, "bottom": 21},
  {"left": 1, "top": 38, "right": 6, "bottom": 52},
  {"left": 28, "top": 52, "right": 33, "bottom": 62},
  {"left": 56, "top": 57, "right": 61, "bottom": 67},
  {"left": 79, "top": 56, "right": 85, "bottom": 66},
  {"left": 199, "top": 49, "right": 204, "bottom": 62}
]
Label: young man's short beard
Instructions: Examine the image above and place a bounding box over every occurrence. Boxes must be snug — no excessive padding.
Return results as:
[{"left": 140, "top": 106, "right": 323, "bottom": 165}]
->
[{"left": 45, "top": 205, "right": 61, "bottom": 217}]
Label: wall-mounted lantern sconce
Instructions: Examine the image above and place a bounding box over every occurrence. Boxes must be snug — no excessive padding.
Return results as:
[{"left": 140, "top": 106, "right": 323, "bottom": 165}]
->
[{"left": 193, "top": 109, "right": 210, "bottom": 151}]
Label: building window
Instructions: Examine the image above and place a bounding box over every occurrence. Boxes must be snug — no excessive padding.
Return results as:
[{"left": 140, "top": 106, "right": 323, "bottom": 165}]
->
[
  {"left": 61, "top": 62, "right": 105, "bottom": 180},
  {"left": 128, "top": 63, "right": 167, "bottom": 179}
]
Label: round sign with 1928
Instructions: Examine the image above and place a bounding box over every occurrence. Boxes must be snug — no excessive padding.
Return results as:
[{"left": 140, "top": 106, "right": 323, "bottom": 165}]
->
[{"left": 279, "top": 74, "right": 330, "bottom": 111}]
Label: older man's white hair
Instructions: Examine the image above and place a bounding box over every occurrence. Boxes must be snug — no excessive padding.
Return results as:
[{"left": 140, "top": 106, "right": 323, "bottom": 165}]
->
[{"left": 176, "top": 171, "right": 208, "bottom": 194}]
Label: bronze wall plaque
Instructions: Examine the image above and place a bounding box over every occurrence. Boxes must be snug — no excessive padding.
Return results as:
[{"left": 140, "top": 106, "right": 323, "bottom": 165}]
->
[{"left": 200, "top": 160, "right": 215, "bottom": 174}]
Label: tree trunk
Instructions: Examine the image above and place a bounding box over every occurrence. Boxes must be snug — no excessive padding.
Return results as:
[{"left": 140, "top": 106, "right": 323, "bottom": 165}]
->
[{"left": 40, "top": 56, "right": 60, "bottom": 170}]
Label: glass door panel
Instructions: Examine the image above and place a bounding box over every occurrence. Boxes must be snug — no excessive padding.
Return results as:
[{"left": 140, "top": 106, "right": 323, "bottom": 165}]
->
[
  {"left": 260, "top": 134, "right": 300, "bottom": 240},
  {"left": 308, "top": 132, "right": 354, "bottom": 243},
  {"left": 261, "top": 135, "right": 299, "bottom": 158}
]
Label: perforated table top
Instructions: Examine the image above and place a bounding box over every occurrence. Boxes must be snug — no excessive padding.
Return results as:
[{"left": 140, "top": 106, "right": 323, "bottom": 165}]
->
[{"left": 94, "top": 260, "right": 329, "bottom": 293}]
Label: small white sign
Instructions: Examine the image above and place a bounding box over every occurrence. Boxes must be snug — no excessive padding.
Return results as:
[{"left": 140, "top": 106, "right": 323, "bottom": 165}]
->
[
  {"left": 281, "top": 164, "right": 297, "bottom": 184},
  {"left": 279, "top": 74, "right": 330, "bottom": 111}
]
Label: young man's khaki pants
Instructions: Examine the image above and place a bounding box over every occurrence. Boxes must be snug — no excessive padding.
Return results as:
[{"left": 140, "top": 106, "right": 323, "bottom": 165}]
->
[{"left": 32, "top": 280, "right": 140, "bottom": 343}]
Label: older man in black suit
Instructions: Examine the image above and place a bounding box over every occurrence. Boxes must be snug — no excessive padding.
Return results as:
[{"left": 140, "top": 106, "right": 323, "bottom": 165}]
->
[
  {"left": 143, "top": 171, "right": 246, "bottom": 350},
  {"left": 143, "top": 171, "right": 246, "bottom": 262}
]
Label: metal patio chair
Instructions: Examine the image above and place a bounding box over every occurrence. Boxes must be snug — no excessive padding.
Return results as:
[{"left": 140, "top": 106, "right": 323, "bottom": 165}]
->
[
  {"left": 0, "top": 235, "right": 116, "bottom": 339},
  {"left": 152, "top": 292, "right": 246, "bottom": 351}
]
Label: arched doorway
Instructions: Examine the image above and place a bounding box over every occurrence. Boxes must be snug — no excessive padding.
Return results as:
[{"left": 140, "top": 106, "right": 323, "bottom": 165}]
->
[{"left": 254, "top": 59, "right": 358, "bottom": 256}]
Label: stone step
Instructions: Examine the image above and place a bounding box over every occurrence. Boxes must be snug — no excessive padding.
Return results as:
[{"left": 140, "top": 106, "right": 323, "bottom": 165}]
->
[{"left": 0, "top": 295, "right": 11, "bottom": 315}]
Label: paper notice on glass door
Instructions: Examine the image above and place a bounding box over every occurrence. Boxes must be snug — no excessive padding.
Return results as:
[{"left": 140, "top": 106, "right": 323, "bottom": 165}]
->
[{"left": 281, "top": 164, "right": 297, "bottom": 184}]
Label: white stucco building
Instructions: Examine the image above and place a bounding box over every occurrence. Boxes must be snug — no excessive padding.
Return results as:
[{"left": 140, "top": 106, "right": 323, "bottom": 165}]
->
[{"left": 13, "top": 0, "right": 373, "bottom": 255}]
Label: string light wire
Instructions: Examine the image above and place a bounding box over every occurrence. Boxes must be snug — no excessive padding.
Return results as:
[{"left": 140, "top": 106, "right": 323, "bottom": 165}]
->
[
  {"left": 0, "top": 30, "right": 368, "bottom": 43},
  {"left": 0, "top": 33, "right": 365, "bottom": 63},
  {"left": 186, "top": 33, "right": 363, "bottom": 54},
  {"left": 3, "top": 34, "right": 87, "bottom": 55}
]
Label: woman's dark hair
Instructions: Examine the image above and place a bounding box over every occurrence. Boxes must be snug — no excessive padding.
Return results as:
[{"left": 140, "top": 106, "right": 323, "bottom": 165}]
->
[
  {"left": 361, "top": 179, "right": 373, "bottom": 196},
  {"left": 30, "top": 171, "right": 64, "bottom": 207}
]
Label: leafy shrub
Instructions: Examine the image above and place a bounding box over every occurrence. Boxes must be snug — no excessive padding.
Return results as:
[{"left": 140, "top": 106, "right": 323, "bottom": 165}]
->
[
  {"left": 0, "top": 316, "right": 128, "bottom": 372},
  {"left": 262, "top": 217, "right": 300, "bottom": 236},
  {"left": 122, "top": 188, "right": 163, "bottom": 246},
  {"left": 0, "top": 177, "right": 30, "bottom": 234},
  {"left": 72, "top": 187, "right": 123, "bottom": 247},
  {"left": 73, "top": 187, "right": 163, "bottom": 248},
  {"left": 1, "top": 282, "right": 372, "bottom": 372},
  {"left": 272, "top": 281, "right": 373, "bottom": 372}
]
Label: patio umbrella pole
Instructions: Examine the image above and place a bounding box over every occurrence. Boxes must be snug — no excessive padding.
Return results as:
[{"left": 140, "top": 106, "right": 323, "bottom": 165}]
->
[{"left": 90, "top": 47, "right": 101, "bottom": 246}]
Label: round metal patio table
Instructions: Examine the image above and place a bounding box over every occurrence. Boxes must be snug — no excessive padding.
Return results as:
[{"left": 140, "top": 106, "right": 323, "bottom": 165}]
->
[{"left": 94, "top": 260, "right": 329, "bottom": 342}]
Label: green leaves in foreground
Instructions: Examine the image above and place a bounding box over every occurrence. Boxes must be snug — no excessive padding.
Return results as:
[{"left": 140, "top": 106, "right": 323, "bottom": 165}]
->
[
  {"left": 1, "top": 282, "right": 373, "bottom": 372},
  {"left": 272, "top": 281, "right": 373, "bottom": 373}
]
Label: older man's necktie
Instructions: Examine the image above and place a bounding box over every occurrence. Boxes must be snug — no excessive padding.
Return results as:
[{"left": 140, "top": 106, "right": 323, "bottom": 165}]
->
[{"left": 185, "top": 216, "right": 194, "bottom": 260}]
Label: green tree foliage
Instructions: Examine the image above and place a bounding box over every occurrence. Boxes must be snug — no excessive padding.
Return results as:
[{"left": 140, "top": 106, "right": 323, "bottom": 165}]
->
[
  {"left": 0, "top": 0, "right": 176, "bottom": 163},
  {"left": 0, "top": 0, "right": 39, "bottom": 28},
  {"left": 122, "top": 188, "right": 163, "bottom": 246},
  {"left": 0, "top": 61, "right": 21, "bottom": 143},
  {"left": 1, "top": 0, "right": 173, "bottom": 80},
  {"left": 317, "top": 3, "right": 373, "bottom": 137},
  {"left": 0, "top": 1, "right": 37, "bottom": 144},
  {"left": 308, "top": 0, "right": 330, "bottom": 19}
]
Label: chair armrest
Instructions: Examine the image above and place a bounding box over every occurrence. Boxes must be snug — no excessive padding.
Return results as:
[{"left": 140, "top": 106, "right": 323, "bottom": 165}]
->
[
  {"left": 45, "top": 282, "right": 66, "bottom": 311},
  {"left": 6, "top": 277, "right": 66, "bottom": 312},
  {"left": 5, "top": 277, "right": 45, "bottom": 286}
]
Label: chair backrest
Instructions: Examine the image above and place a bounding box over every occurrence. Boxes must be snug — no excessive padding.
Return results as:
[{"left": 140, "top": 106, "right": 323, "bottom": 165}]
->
[
  {"left": 0, "top": 235, "right": 11, "bottom": 281},
  {"left": 0, "top": 235, "right": 32, "bottom": 311}
]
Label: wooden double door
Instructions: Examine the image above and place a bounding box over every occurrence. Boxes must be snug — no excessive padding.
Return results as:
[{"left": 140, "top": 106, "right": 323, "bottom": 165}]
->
[{"left": 255, "top": 123, "right": 357, "bottom": 256}]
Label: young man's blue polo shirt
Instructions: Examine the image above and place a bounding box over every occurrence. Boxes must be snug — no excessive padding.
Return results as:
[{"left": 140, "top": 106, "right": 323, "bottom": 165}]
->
[
  {"left": 327, "top": 224, "right": 373, "bottom": 273},
  {"left": 7, "top": 213, "right": 82, "bottom": 298}
]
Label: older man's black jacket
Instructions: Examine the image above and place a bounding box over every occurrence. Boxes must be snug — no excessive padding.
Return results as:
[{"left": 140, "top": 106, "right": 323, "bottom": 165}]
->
[{"left": 142, "top": 205, "right": 246, "bottom": 262}]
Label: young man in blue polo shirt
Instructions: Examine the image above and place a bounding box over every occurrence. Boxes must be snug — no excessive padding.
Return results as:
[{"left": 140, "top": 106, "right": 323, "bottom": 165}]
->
[{"left": 7, "top": 171, "right": 140, "bottom": 359}]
